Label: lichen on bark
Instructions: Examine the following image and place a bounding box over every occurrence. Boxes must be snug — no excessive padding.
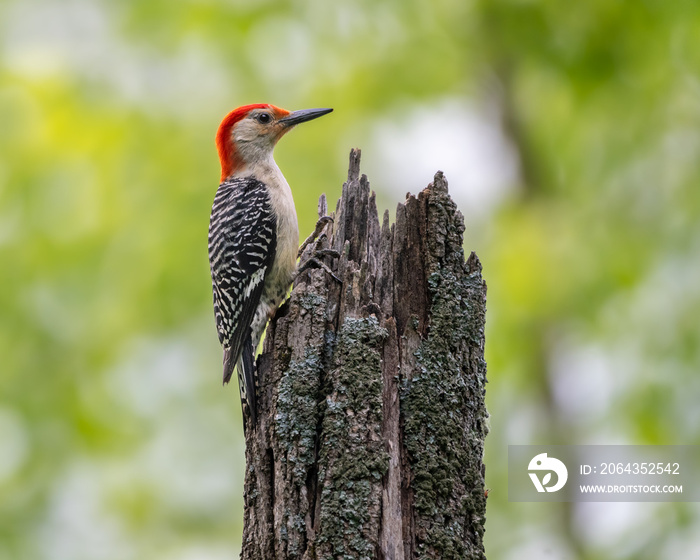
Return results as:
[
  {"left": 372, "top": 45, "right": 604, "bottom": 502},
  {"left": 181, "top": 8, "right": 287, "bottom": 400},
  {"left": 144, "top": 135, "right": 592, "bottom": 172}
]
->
[
  {"left": 402, "top": 178, "right": 488, "bottom": 559},
  {"left": 316, "top": 316, "right": 388, "bottom": 559}
]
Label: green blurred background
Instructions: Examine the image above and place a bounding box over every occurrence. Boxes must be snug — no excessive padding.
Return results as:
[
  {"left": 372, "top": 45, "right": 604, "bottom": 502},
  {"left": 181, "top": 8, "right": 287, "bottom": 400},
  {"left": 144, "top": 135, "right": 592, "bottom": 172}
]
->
[{"left": 2, "top": 0, "right": 699, "bottom": 558}]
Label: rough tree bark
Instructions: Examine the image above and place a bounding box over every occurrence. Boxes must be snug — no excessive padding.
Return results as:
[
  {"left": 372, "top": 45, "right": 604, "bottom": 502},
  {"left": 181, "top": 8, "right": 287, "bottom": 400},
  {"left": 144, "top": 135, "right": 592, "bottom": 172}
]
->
[{"left": 241, "top": 150, "right": 488, "bottom": 560}]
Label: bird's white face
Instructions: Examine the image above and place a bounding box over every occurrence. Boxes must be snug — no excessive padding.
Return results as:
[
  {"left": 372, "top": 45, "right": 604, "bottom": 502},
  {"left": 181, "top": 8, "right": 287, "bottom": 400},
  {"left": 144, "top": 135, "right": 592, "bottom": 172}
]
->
[{"left": 231, "top": 108, "right": 290, "bottom": 164}]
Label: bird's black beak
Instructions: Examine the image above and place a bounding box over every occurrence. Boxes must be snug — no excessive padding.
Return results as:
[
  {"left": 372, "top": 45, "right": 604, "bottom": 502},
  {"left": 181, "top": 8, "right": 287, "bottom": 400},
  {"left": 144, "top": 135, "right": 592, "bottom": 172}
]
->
[{"left": 279, "top": 107, "right": 333, "bottom": 127}]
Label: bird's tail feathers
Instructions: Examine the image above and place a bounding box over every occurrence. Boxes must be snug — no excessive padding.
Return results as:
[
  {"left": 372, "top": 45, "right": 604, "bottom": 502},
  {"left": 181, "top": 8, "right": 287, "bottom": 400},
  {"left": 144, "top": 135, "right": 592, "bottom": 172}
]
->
[
  {"left": 240, "top": 340, "right": 257, "bottom": 425},
  {"left": 223, "top": 337, "right": 258, "bottom": 427},
  {"left": 223, "top": 347, "right": 236, "bottom": 385}
]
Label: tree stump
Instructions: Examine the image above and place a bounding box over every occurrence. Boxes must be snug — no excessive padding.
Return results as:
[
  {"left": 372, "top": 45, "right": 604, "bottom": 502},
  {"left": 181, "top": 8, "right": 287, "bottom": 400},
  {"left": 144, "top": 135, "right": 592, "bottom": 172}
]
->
[{"left": 241, "top": 149, "right": 488, "bottom": 560}]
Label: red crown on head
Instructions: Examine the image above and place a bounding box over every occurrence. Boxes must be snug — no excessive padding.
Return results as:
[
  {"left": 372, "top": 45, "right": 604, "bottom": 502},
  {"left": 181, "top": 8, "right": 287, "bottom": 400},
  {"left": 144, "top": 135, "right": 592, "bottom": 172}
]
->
[{"left": 216, "top": 104, "right": 290, "bottom": 181}]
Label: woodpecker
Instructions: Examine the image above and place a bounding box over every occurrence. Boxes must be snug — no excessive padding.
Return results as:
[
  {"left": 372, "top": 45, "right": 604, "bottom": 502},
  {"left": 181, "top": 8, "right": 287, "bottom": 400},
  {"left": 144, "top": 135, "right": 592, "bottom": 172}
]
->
[{"left": 208, "top": 103, "right": 332, "bottom": 426}]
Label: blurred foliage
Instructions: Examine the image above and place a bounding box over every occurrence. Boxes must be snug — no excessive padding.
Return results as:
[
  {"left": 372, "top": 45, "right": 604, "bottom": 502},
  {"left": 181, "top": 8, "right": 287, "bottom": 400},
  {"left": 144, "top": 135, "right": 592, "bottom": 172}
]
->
[{"left": 1, "top": 0, "right": 699, "bottom": 559}]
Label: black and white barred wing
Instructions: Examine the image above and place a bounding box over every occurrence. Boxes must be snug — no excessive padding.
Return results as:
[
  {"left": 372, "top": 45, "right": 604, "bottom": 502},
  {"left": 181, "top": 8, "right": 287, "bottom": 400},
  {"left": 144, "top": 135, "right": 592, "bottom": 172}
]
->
[{"left": 208, "top": 177, "right": 277, "bottom": 384}]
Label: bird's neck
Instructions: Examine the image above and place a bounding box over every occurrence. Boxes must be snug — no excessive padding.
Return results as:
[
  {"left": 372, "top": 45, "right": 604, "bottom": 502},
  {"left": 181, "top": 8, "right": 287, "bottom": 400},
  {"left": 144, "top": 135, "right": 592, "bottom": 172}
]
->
[
  {"left": 230, "top": 151, "right": 286, "bottom": 189},
  {"left": 221, "top": 139, "right": 276, "bottom": 180}
]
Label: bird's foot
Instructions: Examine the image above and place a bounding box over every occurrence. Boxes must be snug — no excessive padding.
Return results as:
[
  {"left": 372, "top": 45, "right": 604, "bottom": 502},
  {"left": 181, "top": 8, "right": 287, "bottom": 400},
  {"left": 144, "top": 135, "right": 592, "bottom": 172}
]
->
[
  {"left": 296, "top": 255, "right": 341, "bottom": 283},
  {"left": 298, "top": 216, "right": 333, "bottom": 258},
  {"left": 311, "top": 248, "right": 340, "bottom": 260}
]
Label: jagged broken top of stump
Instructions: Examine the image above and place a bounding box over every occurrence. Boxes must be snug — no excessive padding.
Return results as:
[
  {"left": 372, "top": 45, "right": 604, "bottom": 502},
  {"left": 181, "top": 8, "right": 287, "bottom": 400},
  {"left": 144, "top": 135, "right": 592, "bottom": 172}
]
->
[{"left": 296, "top": 147, "right": 483, "bottom": 335}]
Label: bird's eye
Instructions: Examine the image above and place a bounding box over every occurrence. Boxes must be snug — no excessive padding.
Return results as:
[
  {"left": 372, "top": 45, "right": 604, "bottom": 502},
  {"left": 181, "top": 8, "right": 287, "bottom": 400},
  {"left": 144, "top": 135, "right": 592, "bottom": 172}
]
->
[{"left": 257, "top": 112, "right": 272, "bottom": 124}]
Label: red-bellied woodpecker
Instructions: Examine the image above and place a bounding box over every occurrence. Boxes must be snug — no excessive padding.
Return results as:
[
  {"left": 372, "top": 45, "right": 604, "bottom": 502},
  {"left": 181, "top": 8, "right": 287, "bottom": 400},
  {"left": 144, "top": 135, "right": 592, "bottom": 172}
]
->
[{"left": 209, "top": 103, "right": 332, "bottom": 426}]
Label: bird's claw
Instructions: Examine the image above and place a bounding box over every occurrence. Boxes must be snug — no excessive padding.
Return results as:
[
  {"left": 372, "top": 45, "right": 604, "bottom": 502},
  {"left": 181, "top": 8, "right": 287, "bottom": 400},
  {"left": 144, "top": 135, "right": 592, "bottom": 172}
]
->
[
  {"left": 296, "top": 257, "right": 341, "bottom": 283},
  {"left": 313, "top": 248, "right": 340, "bottom": 259},
  {"left": 298, "top": 215, "right": 334, "bottom": 258}
]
